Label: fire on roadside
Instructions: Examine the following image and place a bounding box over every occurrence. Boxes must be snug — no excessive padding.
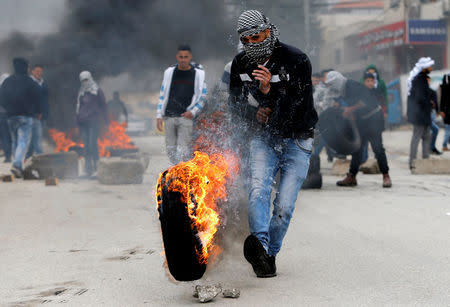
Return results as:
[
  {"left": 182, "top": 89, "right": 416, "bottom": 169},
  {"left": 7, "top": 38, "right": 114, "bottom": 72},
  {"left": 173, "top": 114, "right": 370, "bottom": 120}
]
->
[{"left": 48, "top": 121, "right": 136, "bottom": 157}]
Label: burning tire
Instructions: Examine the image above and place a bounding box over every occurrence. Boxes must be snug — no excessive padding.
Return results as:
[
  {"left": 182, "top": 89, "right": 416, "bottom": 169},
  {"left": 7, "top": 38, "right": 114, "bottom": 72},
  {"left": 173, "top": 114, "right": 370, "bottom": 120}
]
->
[
  {"left": 317, "top": 107, "right": 361, "bottom": 155},
  {"left": 157, "top": 170, "right": 206, "bottom": 281}
]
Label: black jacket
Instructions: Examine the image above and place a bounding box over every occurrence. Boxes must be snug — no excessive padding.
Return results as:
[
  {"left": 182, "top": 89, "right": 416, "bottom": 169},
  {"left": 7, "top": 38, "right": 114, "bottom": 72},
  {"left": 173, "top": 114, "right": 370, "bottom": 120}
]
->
[
  {"left": 407, "top": 72, "right": 432, "bottom": 126},
  {"left": 341, "top": 80, "right": 384, "bottom": 132},
  {"left": 440, "top": 74, "right": 450, "bottom": 124},
  {"left": 0, "top": 64, "right": 41, "bottom": 117},
  {"left": 229, "top": 41, "right": 317, "bottom": 138}
]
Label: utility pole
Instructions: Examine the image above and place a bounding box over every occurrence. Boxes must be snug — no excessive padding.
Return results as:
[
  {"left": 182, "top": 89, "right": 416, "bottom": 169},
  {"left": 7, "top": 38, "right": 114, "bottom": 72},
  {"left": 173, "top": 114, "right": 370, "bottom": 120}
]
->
[{"left": 304, "top": 0, "right": 311, "bottom": 47}]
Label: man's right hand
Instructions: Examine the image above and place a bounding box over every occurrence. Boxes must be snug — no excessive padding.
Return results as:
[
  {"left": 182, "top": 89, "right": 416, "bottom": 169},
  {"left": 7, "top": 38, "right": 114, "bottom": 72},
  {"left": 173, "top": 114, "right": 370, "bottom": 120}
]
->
[
  {"left": 440, "top": 112, "right": 446, "bottom": 119},
  {"left": 256, "top": 107, "right": 272, "bottom": 124},
  {"left": 157, "top": 118, "right": 164, "bottom": 132}
]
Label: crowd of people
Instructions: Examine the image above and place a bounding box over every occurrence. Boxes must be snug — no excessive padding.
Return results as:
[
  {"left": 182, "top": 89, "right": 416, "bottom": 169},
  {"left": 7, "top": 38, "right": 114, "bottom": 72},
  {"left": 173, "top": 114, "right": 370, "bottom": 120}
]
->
[
  {"left": 154, "top": 10, "right": 450, "bottom": 279},
  {"left": 0, "top": 58, "right": 129, "bottom": 178},
  {"left": 1, "top": 9, "right": 449, "bottom": 280}
]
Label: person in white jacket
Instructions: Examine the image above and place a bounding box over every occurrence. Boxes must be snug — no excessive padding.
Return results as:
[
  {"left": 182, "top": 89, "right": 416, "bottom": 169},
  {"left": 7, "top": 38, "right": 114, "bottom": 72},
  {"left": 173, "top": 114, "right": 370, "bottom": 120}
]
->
[{"left": 156, "top": 44, "right": 206, "bottom": 164}]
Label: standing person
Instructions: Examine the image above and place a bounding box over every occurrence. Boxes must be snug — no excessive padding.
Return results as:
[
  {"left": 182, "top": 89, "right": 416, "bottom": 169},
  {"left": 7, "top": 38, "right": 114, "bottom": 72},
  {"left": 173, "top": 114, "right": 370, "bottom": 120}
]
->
[
  {"left": 0, "top": 73, "right": 12, "bottom": 163},
  {"left": 427, "top": 76, "right": 441, "bottom": 155},
  {"left": 229, "top": 10, "right": 317, "bottom": 277},
  {"left": 440, "top": 73, "right": 450, "bottom": 151},
  {"left": 359, "top": 65, "right": 388, "bottom": 163},
  {"left": 26, "top": 64, "right": 49, "bottom": 158},
  {"left": 107, "top": 91, "right": 128, "bottom": 124},
  {"left": 407, "top": 57, "right": 434, "bottom": 169},
  {"left": 0, "top": 58, "right": 41, "bottom": 178},
  {"left": 76, "top": 71, "right": 108, "bottom": 177},
  {"left": 156, "top": 44, "right": 206, "bottom": 164},
  {"left": 325, "top": 71, "right": 392, "bottom": 188}
]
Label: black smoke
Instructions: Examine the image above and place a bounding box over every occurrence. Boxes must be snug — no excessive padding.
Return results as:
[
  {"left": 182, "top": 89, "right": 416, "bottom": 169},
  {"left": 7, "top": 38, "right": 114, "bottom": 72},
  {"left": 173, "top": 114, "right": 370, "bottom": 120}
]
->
[{"left": 0, "top": 0, "right": 235, "bottom": 130}]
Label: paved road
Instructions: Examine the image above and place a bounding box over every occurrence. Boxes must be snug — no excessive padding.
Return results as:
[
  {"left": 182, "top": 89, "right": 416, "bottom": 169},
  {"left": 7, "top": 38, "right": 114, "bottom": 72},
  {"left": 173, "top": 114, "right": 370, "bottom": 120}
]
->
[{"left": 0, "top": 131, "right": 449, "bottom": 306}]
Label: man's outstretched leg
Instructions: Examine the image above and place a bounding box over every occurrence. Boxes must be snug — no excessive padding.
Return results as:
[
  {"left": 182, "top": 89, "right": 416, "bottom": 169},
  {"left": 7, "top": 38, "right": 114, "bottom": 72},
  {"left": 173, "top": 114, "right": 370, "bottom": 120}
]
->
[{"left": 245, "top": 136, "right": 278, "bottom": 277}]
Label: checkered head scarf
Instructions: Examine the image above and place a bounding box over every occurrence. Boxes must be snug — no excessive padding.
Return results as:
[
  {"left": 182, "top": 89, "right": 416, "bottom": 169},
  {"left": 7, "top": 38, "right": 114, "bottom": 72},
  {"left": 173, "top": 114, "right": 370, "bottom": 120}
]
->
[{"left": 237, "top": 10, "right": 279, "bottom": 64}]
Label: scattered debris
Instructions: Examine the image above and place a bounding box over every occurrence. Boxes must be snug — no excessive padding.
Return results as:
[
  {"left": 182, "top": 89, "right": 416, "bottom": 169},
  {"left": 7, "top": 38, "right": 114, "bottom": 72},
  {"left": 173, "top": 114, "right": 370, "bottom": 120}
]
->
[
  {"left": 222, "top": 288, "right": 240, "bottom": 298},
  {"left": 68, "top": 249, "right": 88, "bottom": 253},
  {"left": 2, "top": 174, "right": 14, "bottom": 182},
  {"left": 193, "top": 284, "right": 222, "bottom": 303},
  {"left": 45, "top": 177, "right": 59, "bottom": 186}
]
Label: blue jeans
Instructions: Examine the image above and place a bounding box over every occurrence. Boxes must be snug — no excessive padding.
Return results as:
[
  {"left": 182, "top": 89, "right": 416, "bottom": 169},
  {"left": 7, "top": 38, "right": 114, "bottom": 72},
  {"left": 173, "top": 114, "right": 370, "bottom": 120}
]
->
[
  {"left": 442, "top": 124, "right": 450, "bottom": 148},
  {"left": 0, "top": 114, "right": 12, "bottom": 160},
  {"left": 248, "top": 133, "right": 313, "bottom": 256},
  {"left": 7, "top": 115, "right": 33, "bottom": 170},
  {"left": 430, "top": 112, "right": 439, "bottom": 150},
  {"left": 79, "top": 120, "right": 100, "bottom": 175},
  {"left": 26, "top": 118, "right": 43, "bottom": 159}
]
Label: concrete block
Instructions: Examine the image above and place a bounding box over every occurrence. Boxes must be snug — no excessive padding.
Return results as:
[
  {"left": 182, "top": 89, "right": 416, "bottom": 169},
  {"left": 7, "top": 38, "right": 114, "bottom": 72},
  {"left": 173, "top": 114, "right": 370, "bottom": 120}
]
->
[
  {"left": 98, "top": 157, "right": 144, "bottom": 185},
  {"left": 360, "top": 158, "right": 381, "bottom": 174},
  {"left": 331, "top": 159, "right": 350, "bottom": 176},
  {"left": 23, "top": 152, "right": 79, "bottom": 179},
  {"left": 45, "top": 177, "right": 59, "bottom": 186},
  {"left": 411, "top": 159, "right": 450, "bottom": 174},
  {"left": 121, "top": 152, "right": 150, "bottom": 171},
  {"left": 2, "top": 174, "right": 14, "bottom": 182}
]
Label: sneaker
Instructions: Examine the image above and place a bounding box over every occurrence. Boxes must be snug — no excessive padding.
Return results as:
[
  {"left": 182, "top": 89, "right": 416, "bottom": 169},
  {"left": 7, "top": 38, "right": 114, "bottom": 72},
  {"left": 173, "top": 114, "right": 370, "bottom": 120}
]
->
[
  {"left": 3, "top": 158, "right": 11, "bottom": 163},
  {"left": 382, "top": 173, "right": 392, "bottom": 188},
  {"left": 10, "top": 166, "right": 23, "bottom": 179},
  {"left": 431, "top": 148, "right": 442, "bottom": 155},
  {"left": 243, "top": 235, "right": 276, "bottom": 278},
  {"left": 336, "top": 173, "right": 357, "bottom": 187}
]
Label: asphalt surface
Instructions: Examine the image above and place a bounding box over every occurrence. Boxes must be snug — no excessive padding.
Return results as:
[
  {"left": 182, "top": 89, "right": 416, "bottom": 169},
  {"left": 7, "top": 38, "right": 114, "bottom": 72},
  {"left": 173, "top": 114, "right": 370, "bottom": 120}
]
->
[{"left": 0, "top": 130, "right": 449, "bottom": 306}]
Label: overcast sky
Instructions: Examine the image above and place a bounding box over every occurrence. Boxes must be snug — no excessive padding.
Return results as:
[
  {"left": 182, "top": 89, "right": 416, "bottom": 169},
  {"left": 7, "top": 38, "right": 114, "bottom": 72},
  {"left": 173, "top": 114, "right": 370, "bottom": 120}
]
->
[{"left": 0, "top": 0, "right": 65, "bottom": 38}]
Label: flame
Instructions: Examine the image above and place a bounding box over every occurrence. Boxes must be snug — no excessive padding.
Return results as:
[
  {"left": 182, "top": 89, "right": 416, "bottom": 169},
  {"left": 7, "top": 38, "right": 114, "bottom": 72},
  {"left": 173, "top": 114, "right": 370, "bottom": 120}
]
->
[
  {"left": 48, "top": 121, "right": 136, "bottom": 157},
  {"left": 156, "top": 151, "right": 238, "bottom": 264}
]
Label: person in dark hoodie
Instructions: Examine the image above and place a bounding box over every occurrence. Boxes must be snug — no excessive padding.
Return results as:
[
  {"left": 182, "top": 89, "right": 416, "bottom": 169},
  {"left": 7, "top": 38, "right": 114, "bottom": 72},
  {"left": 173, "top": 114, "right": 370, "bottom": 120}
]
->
[
  {"left": 325, "top": 71, "right": 391, "bottom": 188},
  {"left": 0, "top": 58, "right": 41, "bottom": 178},
  {"left": 26, "top": 64, "right": 49, "bottom": 159},
  {"left": 76, "top": 71, "right": 108, "bottom": 177},
  {"left": 407, "top": 57, "right": 434, "bottom": 169},
  {"left": 229, "top": 10, "right": 317, "bottom": 278}
]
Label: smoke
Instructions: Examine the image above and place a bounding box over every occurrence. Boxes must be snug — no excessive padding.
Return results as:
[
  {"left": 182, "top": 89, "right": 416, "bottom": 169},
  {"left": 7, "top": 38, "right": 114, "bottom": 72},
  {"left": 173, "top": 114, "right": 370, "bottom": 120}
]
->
[{"left": 0, "top": 0, "right": 235, "bottom": 130}]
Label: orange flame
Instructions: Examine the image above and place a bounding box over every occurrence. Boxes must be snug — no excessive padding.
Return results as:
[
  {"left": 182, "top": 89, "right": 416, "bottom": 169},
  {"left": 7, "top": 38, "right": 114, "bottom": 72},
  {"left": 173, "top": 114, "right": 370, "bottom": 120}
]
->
[
  {"left": 48, "top": 121, "right": 136, "bottom": 157},
  {"left": 156, "top": 151, "right": 238, "bottom": 264}
]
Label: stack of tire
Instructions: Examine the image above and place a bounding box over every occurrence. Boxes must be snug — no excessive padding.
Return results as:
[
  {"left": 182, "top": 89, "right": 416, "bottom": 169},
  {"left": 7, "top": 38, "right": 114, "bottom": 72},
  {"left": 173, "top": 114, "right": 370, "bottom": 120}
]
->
[{"left": 302, "top": 154, "right": 322, "bottom": 189}]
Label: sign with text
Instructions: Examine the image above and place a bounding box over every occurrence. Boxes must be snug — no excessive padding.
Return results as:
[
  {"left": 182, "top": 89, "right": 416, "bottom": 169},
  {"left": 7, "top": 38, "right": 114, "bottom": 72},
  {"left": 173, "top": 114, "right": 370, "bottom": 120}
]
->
[
  {"left": 359, "top": 21, "right": 406, "bottom": 52},
  {"left": 408, "top": 19, "right": 447, "bottom": 43}
]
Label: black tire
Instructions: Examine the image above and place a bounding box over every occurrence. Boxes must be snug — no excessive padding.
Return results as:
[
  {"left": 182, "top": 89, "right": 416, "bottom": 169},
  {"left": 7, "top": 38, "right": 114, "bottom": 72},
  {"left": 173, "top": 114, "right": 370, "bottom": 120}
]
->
[
  {"left": 157, "top": 171, "right": 206, "bottom": 281},
  {"left": 302, "top": 172, "right": 322, "bottom": 189},
  {"left": 317, "top": 107, "right": 361, "bottom": 155},
  {"left": 308, "top": 154, "right": 321, "bottom": 174}
]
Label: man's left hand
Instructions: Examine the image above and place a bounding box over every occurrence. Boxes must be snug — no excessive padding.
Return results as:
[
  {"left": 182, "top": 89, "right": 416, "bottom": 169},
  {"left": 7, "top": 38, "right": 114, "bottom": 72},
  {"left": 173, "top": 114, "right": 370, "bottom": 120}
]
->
[
  {"left": 253, "top": 65, "right": 271, "bottom": 95},
  {"left": 181, "top": 111, "right": 193, "bottom": 119}
]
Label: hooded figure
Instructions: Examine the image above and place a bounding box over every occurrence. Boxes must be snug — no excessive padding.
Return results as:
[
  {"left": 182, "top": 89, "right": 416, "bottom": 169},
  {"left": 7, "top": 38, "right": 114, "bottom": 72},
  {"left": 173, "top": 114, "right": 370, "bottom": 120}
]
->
[
  {"left": 0, "top": 73, "right": 12, "bottom": 162},
  {"left": 229, "top": 10, "right": 317, "bottom": 278},
  {"left": 324, "top": 71, "right": 391, "bottom": 188},
  {"left": 360, "top": 64, "right": 388, "bottom": 113},
  {"left": 406, "top": 57, "right": 434, "bottom": 169},
  {"left": 76, "top": 71, "right": 108, "bottom": 176},
  {"left": 406, "top": 57, "right": 434, "bottom": 126},
  {"left": 237, "top": 10, "right": 280, "bottom": 64},
  {"left": 0, "top": 58, "right": 41, "bottom": 177}
]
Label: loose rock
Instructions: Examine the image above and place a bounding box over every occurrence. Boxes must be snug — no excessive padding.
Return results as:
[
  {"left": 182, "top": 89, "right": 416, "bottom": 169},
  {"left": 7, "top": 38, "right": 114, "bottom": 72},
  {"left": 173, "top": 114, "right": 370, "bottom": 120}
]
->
[
  {"left": 193, "top": 284, "right": 222, "bottom": 303},
  {"left": 222, "top": 288, "right": 240, "bottom": 298}
]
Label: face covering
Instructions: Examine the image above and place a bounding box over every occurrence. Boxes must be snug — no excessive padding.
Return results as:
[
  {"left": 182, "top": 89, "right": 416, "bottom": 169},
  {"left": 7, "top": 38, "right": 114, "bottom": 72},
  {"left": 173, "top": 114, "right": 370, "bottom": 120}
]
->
[{"left": 237, "top": 10, "right": 279, "bottom": 64}]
